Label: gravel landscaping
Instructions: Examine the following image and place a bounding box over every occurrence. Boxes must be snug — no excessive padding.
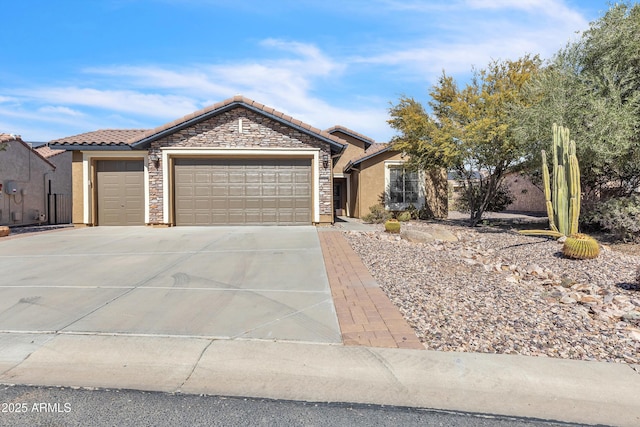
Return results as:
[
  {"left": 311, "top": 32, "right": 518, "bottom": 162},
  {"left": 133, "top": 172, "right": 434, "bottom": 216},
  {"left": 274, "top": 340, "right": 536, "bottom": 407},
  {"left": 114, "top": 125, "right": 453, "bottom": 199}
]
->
[{"left": 343, "top": 221, "right": 640, "bottom": 364}]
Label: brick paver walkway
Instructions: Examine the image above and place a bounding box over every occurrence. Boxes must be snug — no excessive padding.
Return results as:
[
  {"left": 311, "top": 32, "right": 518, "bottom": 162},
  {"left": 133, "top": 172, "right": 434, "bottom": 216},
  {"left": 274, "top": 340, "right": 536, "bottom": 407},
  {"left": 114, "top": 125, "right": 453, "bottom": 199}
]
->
[{"left": 318, "top": 230, "right": 424, "bottom": 350}]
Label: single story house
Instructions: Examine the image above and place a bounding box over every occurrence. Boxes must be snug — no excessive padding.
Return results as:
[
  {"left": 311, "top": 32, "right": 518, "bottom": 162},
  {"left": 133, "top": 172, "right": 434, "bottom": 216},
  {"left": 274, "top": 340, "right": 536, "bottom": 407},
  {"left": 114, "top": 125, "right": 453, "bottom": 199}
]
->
[
  {"left": 0, "top": 133, "right": 71, "bottom": 226},
  {"left": 50, "top": 96, "right": 446, "bottom": 227}
]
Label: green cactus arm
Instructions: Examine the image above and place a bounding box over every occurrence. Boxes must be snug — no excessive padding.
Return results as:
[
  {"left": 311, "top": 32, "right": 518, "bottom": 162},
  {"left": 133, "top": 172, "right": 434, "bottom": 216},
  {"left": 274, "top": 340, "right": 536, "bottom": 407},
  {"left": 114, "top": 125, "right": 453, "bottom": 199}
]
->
[
  {"left": 569, "top": 197, "right": 579, "bottom": 235},
  {"left": 552, "top": 124, "right": 560, "bottom": 229},
  {"left": 541, "top": 151, "right": 558, "bottom": 232},
  {"left": 569, "top": 152, "right": 580, "bottom": 235},
  {"left": 556, "top": 164, "right": 569, "bottom": 235},
  {"left": 519, "top": 229, "right": 565, "bottom": 238}
]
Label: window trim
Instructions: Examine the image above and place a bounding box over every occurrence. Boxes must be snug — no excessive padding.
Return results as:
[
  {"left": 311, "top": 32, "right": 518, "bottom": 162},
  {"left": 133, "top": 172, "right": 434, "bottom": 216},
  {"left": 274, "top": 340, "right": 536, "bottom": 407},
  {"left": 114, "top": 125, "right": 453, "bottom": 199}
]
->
[{"left": 384, "top": 161, "right": 424, "bottom": 211}]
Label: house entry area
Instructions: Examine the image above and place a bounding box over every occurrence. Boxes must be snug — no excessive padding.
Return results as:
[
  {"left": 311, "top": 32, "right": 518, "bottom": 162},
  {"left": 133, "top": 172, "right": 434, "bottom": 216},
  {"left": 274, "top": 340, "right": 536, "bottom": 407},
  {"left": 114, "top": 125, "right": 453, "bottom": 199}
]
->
[{"left": 173, "top": 158, "right": 312, "bottom": 226}]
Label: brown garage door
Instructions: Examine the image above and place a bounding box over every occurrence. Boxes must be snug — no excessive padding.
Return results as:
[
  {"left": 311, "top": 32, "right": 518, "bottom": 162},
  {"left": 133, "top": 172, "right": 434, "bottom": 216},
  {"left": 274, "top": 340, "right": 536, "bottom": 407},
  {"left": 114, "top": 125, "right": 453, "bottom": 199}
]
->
[
  {"left": 96, "top": 160, "right": 144, "bottom": 226},
  {"left": 174, "top": 158, "right": 311, "bottom": 225}
]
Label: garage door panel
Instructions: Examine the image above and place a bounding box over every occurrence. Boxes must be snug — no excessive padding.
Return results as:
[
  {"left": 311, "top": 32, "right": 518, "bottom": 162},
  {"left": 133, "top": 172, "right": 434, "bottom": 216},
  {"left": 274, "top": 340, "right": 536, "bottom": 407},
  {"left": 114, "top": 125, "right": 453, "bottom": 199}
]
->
[
  {"left": 175, "top": 158, "right": 311, "bottom": 226},
  {"left": 194, "top": 186, "right": 211, "bottom": 197},
  {"left": 278, "top": 186, "right": 293, "bottom": 196},
  {"left": 246, "top": 186, "right": 261, "bottom": 197}
]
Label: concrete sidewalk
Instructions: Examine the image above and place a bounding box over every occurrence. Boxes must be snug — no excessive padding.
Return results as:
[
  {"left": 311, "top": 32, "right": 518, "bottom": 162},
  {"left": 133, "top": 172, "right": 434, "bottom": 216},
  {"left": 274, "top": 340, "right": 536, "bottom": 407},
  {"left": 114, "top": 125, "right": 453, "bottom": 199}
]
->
[{"left": 0, "top": 333, "right": 638, "bottom": 426}]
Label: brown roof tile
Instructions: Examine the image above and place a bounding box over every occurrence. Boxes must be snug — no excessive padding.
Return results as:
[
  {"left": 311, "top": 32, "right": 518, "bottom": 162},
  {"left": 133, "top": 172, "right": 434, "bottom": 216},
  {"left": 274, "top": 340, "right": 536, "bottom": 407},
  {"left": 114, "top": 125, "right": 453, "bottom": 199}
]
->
[
  {"left": 47, "top": 96, "right": 347, "bottom": 150},
  {"left": 325, "top": 125, "right": 377, "bottom": 145},
  {"left": 35, "top": 145, "right": 66, "bottom": 159},
  {"left": 50, "top": 129, "right": 148, "bottom": 146},
  {"left": 0, "top": 133, "right": 22, "bottom": 143}
]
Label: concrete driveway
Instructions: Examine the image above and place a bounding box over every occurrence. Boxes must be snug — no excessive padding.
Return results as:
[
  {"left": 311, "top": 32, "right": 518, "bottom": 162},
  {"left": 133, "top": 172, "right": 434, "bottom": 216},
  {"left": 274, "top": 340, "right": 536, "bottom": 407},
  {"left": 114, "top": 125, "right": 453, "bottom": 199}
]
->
[{"left": 0, "top": 226, "right": 341, "bottom": 343}]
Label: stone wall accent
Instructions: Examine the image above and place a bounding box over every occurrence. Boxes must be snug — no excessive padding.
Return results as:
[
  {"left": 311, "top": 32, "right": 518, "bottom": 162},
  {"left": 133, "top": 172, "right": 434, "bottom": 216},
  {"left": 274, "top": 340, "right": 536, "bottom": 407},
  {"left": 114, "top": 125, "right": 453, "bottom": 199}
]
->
[{"left": 147, "top": 107, "right": 333, "bottom": 224}]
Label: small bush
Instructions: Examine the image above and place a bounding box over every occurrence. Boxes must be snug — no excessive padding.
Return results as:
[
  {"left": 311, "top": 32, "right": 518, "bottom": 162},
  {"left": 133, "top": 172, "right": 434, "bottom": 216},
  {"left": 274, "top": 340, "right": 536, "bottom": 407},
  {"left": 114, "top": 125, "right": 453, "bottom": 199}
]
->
[
  {"left": 582, "top": 195, "right": 640, "bottom": 242},
  {"left": 406, "top": 203, "right": 435, "bottom": 220},
  {"left": 454, "top": 183, "right": 515, "bottom": 213},
  {"left": 362, "top": 204, "right": 392, "bottom": 224},
  {"left": 397, "top": 211, "right": 412, "bottom": 222}
]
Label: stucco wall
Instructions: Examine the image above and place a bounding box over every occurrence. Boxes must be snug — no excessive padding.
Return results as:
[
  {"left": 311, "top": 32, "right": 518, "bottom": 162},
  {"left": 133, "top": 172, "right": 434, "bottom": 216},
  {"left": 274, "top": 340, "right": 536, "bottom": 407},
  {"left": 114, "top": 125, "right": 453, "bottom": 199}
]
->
[
  {"left": 71, "top": 151, "right": 84, "bottom": 225},
  {"left": 147, "top": 107, "right": 333, "bottom": 224},
  {"left": 331, "top": 132, "right": 367, "bottom": 173},
  {"left": 357, "top": 151, "right": 404, "bottom": 216},
  {"left": 503, "top": 173, "right": 546, "bottom": 212},
  {"left": 0, "top": 141, "right": 55, "bottom": 226}
]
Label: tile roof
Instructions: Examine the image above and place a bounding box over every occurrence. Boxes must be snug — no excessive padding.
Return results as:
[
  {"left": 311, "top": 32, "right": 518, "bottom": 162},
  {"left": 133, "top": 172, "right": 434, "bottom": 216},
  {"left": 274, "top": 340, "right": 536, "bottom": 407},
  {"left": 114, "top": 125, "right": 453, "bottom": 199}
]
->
[
  {"left": 343, "top": 142, "right": 393, "bottom": 172},
  {"left": 0, "top": 133, "right": 22, "bottom": 143},
  {"left": 128, "top": 96, "right": 346, "bottom": 151},
  {"left": 50, "top": 129, "right": 149, "bottom": 147},
  {"left": 48, "top": 96, "right": 347, "bottom": 152},
  {"left": 325, "top": 125, "right": 376, "bottom": 146},
  {"left": 35, "top": 145, "right": 67, "bottom": 159}
]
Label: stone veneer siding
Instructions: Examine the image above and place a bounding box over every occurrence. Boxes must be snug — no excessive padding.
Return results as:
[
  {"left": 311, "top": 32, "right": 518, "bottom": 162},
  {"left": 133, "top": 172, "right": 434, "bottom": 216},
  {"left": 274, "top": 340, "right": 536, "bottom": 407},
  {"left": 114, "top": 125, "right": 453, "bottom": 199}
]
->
[{"left": 146, "top": 107, "right": 333, "bottom": 224}]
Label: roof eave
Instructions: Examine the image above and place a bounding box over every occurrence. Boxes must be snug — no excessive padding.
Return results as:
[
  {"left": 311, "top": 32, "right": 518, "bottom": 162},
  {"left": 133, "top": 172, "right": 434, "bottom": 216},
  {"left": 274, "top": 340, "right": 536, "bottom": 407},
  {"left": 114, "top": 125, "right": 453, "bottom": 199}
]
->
[
  {"left": 327, "top": 127, "right": 374, "bottom": 149},
  {"left": 48, "top": 144, "right": 136, "bottom": 151}
]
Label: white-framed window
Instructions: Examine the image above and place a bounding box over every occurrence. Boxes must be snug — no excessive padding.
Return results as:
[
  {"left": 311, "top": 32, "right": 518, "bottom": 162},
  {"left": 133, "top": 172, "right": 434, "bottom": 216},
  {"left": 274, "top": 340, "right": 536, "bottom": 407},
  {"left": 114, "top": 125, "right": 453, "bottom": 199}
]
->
[{"left": 385, "top": 161, "right": 423, "bottom": 211}]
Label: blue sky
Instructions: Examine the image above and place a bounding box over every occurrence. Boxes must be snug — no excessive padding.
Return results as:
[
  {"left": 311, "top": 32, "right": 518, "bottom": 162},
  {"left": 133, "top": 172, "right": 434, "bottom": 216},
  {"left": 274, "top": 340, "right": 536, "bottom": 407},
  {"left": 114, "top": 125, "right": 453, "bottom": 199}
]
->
[{"left": 0, "top": 0, "right": 617, "bottom": 143}]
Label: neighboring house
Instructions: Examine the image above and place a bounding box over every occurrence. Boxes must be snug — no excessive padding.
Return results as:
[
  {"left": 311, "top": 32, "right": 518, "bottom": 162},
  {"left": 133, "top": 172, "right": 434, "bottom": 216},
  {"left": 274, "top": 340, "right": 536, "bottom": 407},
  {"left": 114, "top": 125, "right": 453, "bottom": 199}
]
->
[
  {"left": 0, "top": 133, "right": 71, "bottom": 226},
  {"left": 330, "top": 126, "right": 447, "bottom": 219},
  {"left": 50, "top": 96, "right": 346, "bottom": 226}
]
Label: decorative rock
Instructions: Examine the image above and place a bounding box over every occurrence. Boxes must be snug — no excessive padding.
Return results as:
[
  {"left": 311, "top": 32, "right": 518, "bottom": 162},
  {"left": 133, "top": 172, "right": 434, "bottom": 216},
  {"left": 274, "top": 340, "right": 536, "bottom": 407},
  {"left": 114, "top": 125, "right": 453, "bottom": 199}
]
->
[
  {"left": 349, "top": 221, "right": 640, "bottom": 363},
  {"left": 0, "top": 226, "right": 9, "bottom": 237},
  {"left": 560, "top": 295, "right": 577, "bottom": 304}
]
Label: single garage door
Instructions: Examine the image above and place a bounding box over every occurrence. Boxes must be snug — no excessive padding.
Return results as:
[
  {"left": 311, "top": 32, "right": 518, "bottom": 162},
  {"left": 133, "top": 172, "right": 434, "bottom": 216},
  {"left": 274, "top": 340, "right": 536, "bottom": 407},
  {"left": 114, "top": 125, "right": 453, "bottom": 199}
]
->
[
  {"left": 96, "top": 160, "right": 145, "bottom": 226},
  {"left": 174, "top": 158, "right": 311, "bottom": 225}
]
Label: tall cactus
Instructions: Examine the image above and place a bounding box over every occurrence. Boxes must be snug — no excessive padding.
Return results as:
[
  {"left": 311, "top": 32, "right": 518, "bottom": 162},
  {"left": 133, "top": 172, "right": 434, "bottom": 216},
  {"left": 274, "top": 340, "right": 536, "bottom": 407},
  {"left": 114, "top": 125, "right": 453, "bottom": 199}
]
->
[
  {"left": 521, "top": 123, "right": 580, "bottom": 238},
  {"left": 551, "top": 123, "right": 580, "bottom": 236}
]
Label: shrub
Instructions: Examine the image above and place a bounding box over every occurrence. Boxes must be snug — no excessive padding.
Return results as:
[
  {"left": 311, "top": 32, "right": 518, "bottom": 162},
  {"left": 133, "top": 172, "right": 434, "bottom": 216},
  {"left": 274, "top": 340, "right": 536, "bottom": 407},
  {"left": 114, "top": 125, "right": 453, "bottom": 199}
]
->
[
  {"left": 362, "top": 204, "right": 392, "bottom": 224},
  {"left": 397, "top": 211, "right": 412, "bottom": 222},
  {"left": 582, "top": 195, "right": 640, "bottom": 242},
  {"left": 406, "top": 203, "right": 435, "bottom": 220},
  {"left": 454, "top": 183, "right": 515, "bottom": 213}
]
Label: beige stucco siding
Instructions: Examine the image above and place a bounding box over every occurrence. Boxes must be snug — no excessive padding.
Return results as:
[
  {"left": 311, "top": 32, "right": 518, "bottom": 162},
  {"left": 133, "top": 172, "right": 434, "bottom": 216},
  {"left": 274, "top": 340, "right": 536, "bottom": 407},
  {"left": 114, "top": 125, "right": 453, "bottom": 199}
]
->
[
  {"left": 331, "top": 132, "right": 367, "bottom": 173},
  {"left": 357, "top": 151, "right": 404, "bottom": 216},
  {"left": 71, "top": 151, "right": 84, "bottom": 225}
]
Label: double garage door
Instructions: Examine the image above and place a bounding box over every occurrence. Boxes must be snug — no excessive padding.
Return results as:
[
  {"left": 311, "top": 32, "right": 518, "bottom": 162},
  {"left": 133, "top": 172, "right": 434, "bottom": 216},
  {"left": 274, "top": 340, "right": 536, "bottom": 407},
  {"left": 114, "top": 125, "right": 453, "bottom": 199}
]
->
[{"left": 174, "top": 158, "right": 312, "bottom": 226}]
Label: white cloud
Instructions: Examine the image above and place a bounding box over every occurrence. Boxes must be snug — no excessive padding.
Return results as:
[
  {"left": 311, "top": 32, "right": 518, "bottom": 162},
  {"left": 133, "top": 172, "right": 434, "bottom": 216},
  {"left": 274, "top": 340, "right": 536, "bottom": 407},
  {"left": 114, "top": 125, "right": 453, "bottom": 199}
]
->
[
  {"left": 350, "top": 0, "right": 588, "bottom": 84},
  {"left": 20, "top": 87, "right": 199, "bottom": 120},
  {"left": 38, "top": 106, "right": 85, "bottom": 117}
]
